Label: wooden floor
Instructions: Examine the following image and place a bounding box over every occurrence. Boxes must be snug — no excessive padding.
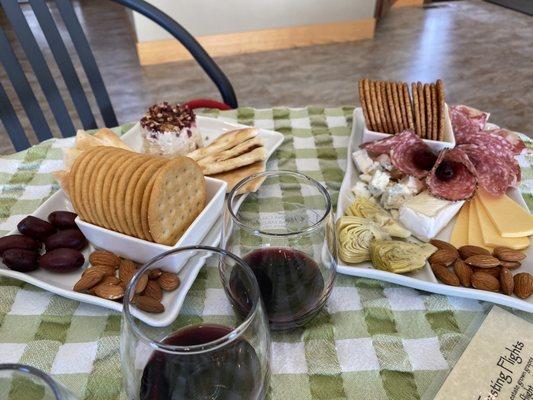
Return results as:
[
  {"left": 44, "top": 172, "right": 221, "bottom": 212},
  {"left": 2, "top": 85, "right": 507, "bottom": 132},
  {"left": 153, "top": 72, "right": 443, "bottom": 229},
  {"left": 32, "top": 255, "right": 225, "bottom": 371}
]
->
[{"left": 0, "top": 0, "right": 532, "bottom": 153}]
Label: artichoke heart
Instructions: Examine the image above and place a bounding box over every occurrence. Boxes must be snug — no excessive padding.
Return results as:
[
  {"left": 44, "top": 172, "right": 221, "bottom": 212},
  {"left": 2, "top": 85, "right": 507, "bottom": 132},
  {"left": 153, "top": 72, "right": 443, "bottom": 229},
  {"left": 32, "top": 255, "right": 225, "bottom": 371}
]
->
[
  {"left": 336, "top": 216, "right": 389, "bottom": 264},
  {"left": 369, "top": 240, "right": 437, "bottom": 274},
  {"left": 345, "top": 197, "right": 411, "bottom": 239}
]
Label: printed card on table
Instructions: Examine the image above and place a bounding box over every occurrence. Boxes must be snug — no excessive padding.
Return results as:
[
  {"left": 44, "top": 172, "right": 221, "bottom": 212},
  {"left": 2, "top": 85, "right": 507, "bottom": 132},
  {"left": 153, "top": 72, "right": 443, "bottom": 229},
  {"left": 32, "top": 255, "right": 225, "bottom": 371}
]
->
[{"left": 435, "top": 306, "right": 532, "bottom": 400}]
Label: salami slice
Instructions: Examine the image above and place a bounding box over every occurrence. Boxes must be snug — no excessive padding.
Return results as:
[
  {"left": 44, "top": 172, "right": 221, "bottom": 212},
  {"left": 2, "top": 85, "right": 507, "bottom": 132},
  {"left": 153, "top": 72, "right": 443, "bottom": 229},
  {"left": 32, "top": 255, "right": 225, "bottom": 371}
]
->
[
  {"left": 458, "top": 132, "right": 520, "bottom": 183},
  {"left": 390, "top": 139, "right": 436, "bottom": 178},
  {"left": 426, "top": 148, "right": 477, "bottom": 201},
  {"left": 450, "top": 105, "right": 490, "bottom": 144},
  {"left": 361, "top": 130, "right": 418, "bottom": 155},
  {"left": 457, "top": 143, "right": 516, "bottom": 197},
  {"left": 485, "top": 128, "right": 526, "bottom": 155}
]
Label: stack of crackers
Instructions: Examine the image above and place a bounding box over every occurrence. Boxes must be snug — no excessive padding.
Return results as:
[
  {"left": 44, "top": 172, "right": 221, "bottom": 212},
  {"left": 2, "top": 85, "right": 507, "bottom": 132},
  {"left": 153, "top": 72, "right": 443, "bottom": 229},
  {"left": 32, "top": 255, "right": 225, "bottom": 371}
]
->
[
  {"left": 359, "top": 78, "right": 446, "bottom": 141},
  {"left": 68, "top": 147, "right": 206, "bottom": 246},
  {"left": 187, "top": 127, "right": 267, "bottom": 194}
]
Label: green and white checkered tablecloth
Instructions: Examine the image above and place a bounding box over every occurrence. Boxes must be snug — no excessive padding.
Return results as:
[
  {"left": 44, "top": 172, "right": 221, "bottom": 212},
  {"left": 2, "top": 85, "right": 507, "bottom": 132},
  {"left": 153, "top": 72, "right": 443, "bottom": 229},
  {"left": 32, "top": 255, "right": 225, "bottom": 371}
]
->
[{"left": 1, "top": 107, "right": 532, "bottom": 400}]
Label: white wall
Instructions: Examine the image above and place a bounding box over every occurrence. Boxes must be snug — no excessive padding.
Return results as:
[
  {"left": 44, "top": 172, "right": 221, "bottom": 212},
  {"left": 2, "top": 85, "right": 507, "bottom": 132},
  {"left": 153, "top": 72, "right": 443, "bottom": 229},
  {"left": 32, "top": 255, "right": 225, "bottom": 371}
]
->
[{"left": 132, "top": 0, "right": 376, "bottom": 42}]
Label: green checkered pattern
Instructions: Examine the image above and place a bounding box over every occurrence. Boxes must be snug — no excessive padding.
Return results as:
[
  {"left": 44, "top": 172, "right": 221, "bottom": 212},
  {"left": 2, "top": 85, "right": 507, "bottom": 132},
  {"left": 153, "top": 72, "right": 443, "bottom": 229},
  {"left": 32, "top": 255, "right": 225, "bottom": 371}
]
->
[{"left": 0, "top": 107, "right": 531, "bottom": 400}]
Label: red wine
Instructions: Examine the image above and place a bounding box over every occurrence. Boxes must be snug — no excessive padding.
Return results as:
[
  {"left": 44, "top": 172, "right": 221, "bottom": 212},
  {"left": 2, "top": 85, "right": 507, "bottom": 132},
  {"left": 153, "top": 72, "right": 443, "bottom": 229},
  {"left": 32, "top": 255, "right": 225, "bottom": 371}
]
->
[
  {"left": 140, "top": 324, "right": 263, "bottom": 400},
  {"left": 230, "top": 248, "right": 325, "bottom": 327}
]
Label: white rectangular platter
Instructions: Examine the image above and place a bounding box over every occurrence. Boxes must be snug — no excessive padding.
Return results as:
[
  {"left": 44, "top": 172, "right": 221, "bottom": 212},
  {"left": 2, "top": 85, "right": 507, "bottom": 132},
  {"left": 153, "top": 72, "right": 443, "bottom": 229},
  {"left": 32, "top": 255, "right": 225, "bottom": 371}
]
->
[
  {"left": 0, "top": 116, "right": 285, "bottom": 325},
  {"left": 336, "top": 108, "right": 533, "bottom": 313}
]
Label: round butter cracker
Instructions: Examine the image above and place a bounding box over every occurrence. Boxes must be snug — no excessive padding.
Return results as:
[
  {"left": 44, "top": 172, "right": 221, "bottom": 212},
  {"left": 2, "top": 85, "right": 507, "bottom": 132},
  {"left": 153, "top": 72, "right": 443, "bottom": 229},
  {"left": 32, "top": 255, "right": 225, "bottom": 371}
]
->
[
  {"left": 147, "top": 157, "right": 206, "bottom": 245},
  {"left": 93, "top": 149, "right": 128, "bottom": 229},
  {"left": 113, "top": 154, "right": 149, "bottom": 236},
  {"left": 130, "top": 158, "right": 167, "bottom": 240}
]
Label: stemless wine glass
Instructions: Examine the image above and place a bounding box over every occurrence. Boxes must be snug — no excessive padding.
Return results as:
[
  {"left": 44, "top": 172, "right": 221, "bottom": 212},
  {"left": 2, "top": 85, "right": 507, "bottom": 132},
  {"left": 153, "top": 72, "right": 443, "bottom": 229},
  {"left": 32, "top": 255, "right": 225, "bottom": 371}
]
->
[
  {"left": 224, "top": 170, "right": 337, "bottom": 331},
  {"left": 121, "top": 246, "right": 271, "bottom": 400},
  {"left": 0, "top": 364, "right": 77, "bottom": 400}
]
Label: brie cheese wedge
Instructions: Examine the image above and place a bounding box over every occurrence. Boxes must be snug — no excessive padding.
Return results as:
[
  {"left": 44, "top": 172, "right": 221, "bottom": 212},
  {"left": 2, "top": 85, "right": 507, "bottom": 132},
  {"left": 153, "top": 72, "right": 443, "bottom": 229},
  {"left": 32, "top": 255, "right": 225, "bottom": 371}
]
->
[{"left": 399, "top": 191, "right": 464, "bottom": 242}]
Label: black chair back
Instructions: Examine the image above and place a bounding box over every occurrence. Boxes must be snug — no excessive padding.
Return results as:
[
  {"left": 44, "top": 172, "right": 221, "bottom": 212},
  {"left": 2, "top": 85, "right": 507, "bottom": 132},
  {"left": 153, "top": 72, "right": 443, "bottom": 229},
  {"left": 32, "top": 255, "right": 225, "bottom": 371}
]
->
[{"left": 0, "top": 0, "right": 237, "bottom": 152}]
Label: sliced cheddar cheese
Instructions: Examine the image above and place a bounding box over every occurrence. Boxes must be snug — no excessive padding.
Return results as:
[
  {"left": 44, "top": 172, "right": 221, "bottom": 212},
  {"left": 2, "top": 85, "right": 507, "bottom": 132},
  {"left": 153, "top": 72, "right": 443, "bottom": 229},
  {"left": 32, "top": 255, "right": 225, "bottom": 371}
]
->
[
  {"left": 468, "top": 199, "right": 492, "bottom": 250},
  {"left": 473, "top": 196, "right": 529, "bottom": 250},
  {"left": 477, "top": 188, "right": 533, "bottom": 238},
  {"left": 450, "top": 202, "right": 469, "bottom": 248}
]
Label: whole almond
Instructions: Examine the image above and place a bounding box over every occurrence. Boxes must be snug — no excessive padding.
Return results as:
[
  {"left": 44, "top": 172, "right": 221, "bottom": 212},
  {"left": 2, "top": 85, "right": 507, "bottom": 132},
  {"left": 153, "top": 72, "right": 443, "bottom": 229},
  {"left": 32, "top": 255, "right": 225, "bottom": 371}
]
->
[
  {"left": 513, "top": 273, "right": 533, "bottom": 299},
  {"left": 474, "top": 266, "right": 500, "bottom": 278},
  {"left": 143, "top": 280, "right": 163, "bottom": 301},
  {"left": 458, "top": 245, "right": 490, "bottom": 259},
  {"left": 135, "top": 273, "right": 149, "bottom": 294},
  {"left": 84, "top": 264, "right": 115, "bottom": 277},
  {"left": 429, "top": 239, "right": 459, "bottom": 256},
  {"left": 499, "top": 268, "right": 514, "bottom": 296},
  {"left": 428, "top": 249, "right": 457, "bottom": 266},
  {"left": 158, "top": 272, "right": 180, "bottom": 291},
  {"left": 94, "top": 284, "right": 124, "bottom": 300},
  {"left": 499, "top": 260, "right": 521, "bottom": 270},
  {"left": 89, "top": 250, "right": 120, "bottom": 269},
  {"left": 100, "top": 275, "right": 121, "bottom": 286},
  {"left": 431, "top": 264, "right": 460, "bottom": 286},
  {"left": 119, "top": 259, "right": 136, "bottom": 284},
  {"left": 493, "top": 247, "right": 526, "bottom": 262},
  {"left": 134, "top": 295, "right": 165, "bottom": 313},
  {"left": 148, "top": 268, "right": 162, "bottom": 280},
  {"left": 471, "top": 272, "right": 500, "bottom": 292},
  {"left": 465, "top": 255, "right": 500, "bottom": 268},
  {"left": 89, "top": 276, "right": 121, "bottom": 294},
  {"left": 74, "top": 268, "right": 104, "bottom": 292},
  {"left": 453, "top": 259, "right": 472, "bottom": 287}
]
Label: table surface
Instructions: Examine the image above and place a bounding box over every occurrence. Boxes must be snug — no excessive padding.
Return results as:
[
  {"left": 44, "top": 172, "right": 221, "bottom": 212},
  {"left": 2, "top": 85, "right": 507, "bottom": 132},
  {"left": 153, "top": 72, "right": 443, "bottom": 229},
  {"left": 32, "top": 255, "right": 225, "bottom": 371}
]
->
[{"left": 0, "top": 107, "right": 531, "bottom": 400}]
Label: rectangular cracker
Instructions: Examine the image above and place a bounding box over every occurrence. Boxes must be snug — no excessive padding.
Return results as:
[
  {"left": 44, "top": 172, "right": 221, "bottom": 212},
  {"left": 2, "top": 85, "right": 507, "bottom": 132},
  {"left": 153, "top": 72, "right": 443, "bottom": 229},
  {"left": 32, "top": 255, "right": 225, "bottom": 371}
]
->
[
  {"left": 202, "top": 146, "right": 267, "bottom": 175},
  {"left": 358, "top": 79, "right": 373, "bottom": 131},
  {"left": 436, "top": 79, "right": 446, "bottom": 141},
  {"left": 188, "top": 128, "right": 258, "bottom": 161},
  {"left": 431, "top": 83, "right": 438, "bottom": 141},
  {"left": 424, "top": 83, "right": 432, "bottom": 140},
  {"left": 362, "top": 78, "right": 377, "bottom": 131},
  {"left": 375, "top": 81, "right": 390, "bottom": 134},
  {"left": 411, "top": 83, "right": 421, "bottom": 136},
  {"left": 403, "top": 83, "right": 414, "bottom": 131},
  {"left": 197, "top": 137, "right": 263, "bottom": 166},
  {"left": 391, "top": 81, "right": 404, "bottom": 132},
  {"left": 210, "top": 161, "right": 266, "bottom": 194},
  {"left": 379, "top": 81, "right": 392, "bottom": 134},
  {"left": 386, "top": 82, "right": 399, "bottom": 133},
  {"left": 369, "top": 80, "right": 383, "bottom": 132},
  {"left": 357, "top": 79, "right": 372, "bottom": 130},
  {"left": 417, "top": 82, "right": 426, "bottom": 139},
  {"left": 397, "top": 82, "right": 409, "bottom": 131}
]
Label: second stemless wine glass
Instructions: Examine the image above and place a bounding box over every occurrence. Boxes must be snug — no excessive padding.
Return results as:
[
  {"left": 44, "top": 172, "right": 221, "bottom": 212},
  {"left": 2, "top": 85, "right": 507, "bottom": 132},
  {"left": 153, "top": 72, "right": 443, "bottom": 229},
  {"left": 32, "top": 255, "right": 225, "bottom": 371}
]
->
[
  {"left": 224, "top": 170, "right": 337, "bottom": 331},
  {"left": 0, "top": 364, "right": 78, "bottom": 400},
  {"left": 121, "top": 246, "right": 270, "bottom": 400}
]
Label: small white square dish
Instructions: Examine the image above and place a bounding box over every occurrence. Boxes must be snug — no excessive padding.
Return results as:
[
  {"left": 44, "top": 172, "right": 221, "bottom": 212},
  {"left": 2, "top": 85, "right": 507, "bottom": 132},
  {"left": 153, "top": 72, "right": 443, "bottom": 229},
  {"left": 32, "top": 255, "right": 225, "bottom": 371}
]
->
[
  {"left": 361, "top": 104, "right": 455, "bottom": 153},
  {"left": 76, "top": 176, "right": 226, "bottom": 263}
]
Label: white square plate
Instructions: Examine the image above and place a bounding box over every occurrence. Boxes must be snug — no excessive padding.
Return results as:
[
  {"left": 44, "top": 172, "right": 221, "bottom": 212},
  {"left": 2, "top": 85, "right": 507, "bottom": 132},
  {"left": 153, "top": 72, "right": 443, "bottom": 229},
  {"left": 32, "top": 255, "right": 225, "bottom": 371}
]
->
[
  {"left": 336, "top": 108, "right": 532, "bottom": 313},
  {"left": 0, "top": 116, "right": 285, "bottom": 325}
]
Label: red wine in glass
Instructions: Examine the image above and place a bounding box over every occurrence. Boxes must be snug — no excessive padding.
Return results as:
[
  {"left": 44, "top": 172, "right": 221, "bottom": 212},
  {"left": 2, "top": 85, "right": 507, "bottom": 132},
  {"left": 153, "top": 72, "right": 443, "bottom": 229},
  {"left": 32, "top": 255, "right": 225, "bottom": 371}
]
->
[
  {"left": 140, "top": 324, "right": 263, "bottom": 400},
  {"left": 230, "top": 248, "right": 325, "bottom": 328}
]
